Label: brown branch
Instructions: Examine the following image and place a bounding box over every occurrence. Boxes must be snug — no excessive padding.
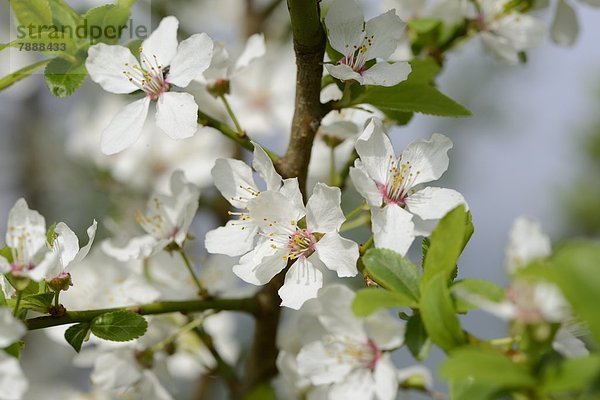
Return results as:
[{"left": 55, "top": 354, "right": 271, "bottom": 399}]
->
[{"left": 242, "top": 0, "right": 328, "bottom": 395}]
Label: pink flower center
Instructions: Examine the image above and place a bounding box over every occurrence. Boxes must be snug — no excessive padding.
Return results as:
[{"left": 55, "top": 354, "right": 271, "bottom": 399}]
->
[
  {"left": 123, "top": 48, "right": 170, "bottom": 101},
  {"left": 287, "top": 229, "right": 317, "bottom": 260},
  {"left": 378, "top": 156, "right": 420, "bottom": 206}
]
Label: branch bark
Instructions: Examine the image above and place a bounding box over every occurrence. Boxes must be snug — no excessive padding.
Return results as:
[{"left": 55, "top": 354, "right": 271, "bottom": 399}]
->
[{"left": 242, "top": 0, "right": 328, "bottom": 394}]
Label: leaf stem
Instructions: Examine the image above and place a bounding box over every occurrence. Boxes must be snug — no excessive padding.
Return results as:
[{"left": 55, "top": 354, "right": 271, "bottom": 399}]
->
[
  {"left": 150, "top": 316, "right": 206, "bottom": 353},
  {"left": 340, "top": 213, "right": 370, "bottom": 233},
  {"left": 344, "top": 202, "right": 367, "bottom": 221},
  {"left": 13, "top": 291, "right": 23, "bottom": 317}
]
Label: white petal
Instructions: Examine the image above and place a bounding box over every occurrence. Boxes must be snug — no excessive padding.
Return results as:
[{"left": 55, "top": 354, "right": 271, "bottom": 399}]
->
[
  {"left": 355, "top": 118, "right": 395, "bottom": 184},
  {"left": 361, "top": 61, "right": 411, "bottom": 87},
  {"left": 279, "top": 178, "right": 305, "bottom": 212},
  {"left": 505, "top": 217, "right": 551, "bottom": 274},
  {"left": 252, "top": 142, "right": 281, "bottom": 191},
  {"left": 155, "top": 92, "right": 199, "bottom": 140},
  {"left": 551, "top": 0, "right": 579, "bottom": 46},
  {"left": 279, "top": 259, "right": 323, "bottom": 309},
  {"left": 329, "top": 369, "right": 375, "bottom": 400},
  {"left": 349, "top": 166, "right": 383, "bottom": 207},
  {"left": 86, "top": 44, "right": 139, "bottom": 94},
  {"left": 401, "top": 133, "right": 453, "bottom": 186},
  {"left": 0, "top": 353, "right": 28, "bottom": 400},
  {"left": 553, "top": 327, "right": 589, "bottom": 358},
  {"left": 27, "top": 251, "right": 59, "bottom": 281},
  {"left": 205, "top": 220, "right": 257, "bottom": 256},
  {"left": 324, "top": 0, "right": 366, "bottom": 55},
  {"left": 168, "top": 33, "right": 214, "bottom": 87},
  {"left": 233, "top": 241, "right": 287, "bottom": 285},
  {"left": 397, "top": 365, "right": 434, "bottom": 391},
  {"left": 91, "top": 351, "right": 141, "bottom": 390},
  {"left": 374, "top": 356, "right": 399, "bottom": 400},
  {"left": 364, "top": 10, "right": 405, "bottom": 60},
  {"left": 53, "top": 222, "right": 79, "bottom": 268},
  {"left": 141, "top": 16, "right": 179, "bottom": 67},
  {"left": 101, "top": 97, "right": 150, "bottom": 155},
  {"left": 325, "top": 63, "right": 364, "bottom": 84},
  {"left": 364, "top": 312, "right": 404, "bottom": 350},
  {"left": 297, "top": 340, "right": 352, "bottom": 385},
  {"left": 317, "top": 284, "right": 366, "bottom": 340},
  {"left": 405, "top": 187, "right": 466, "bottom": 221},
  {"left": 202, "top": 42, "right": 230, "bottom": 81},
  {"left": 0, "top": 308, "right": 26, "bottom": 348},
  {"left": 480, "top": 31, "right": 519, "bottom": 64},
  {"left": 306, "top": 183, "right": 345, "bottom": 232},
  {"left": 6, "top": 198, "right": 46, "bottom": 255},
  {"left": 314, "top": 233, "right": 358, "bottom": 277},
  {"left": 371, "top": 205, "right": 415, "bottom": 256},
  {"left": 167, "top": 170, "right": 200, "bottom": 245},
  {"left": 73, "top": 219, "right": 98, "bottom": 265},
  {"left": 211, "top": 158, "right": 257, "bottom": 209},
  {"left": 247, "top": 191, "right": 306, "bottom": 234},
  {"left": 101, "top": 235, "right": 161, "bottom": 262},
  {"left": 234, "top": 33, "right": 266, "bottom": 72},
  {"left": 493, "top": 13, "right": 546, "bottom": 52}
]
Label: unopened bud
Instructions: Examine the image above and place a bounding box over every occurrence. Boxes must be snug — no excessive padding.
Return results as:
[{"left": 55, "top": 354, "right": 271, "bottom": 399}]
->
[
  {"left": 207, "top": 79, "right": 231, "bottom": 98},
  {"left": 46, "top": 272, "right": 73, "bottom": 292},
  {"left": 134, "top": 349, "right": 155, "bottom": 369}
]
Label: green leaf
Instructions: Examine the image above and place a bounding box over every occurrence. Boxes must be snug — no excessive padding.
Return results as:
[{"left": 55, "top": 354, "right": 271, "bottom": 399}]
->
[
  {"left": 90, "top": 310, "right": 148, "bottom": 342},
  {"left": 421, "top": 205, "right": 470, "bottom": 292},
  {"left": 44, "top": 58, "right": 86, "bottom": 97},
  {"left": 81, "top": 3, "right": 132, "bottom": 46},
  {"left": 244, "top": 383, "right": 276, "bottom": 400},
  {"left": 0, "top": 247, "right": 13, "bottom": 264},
  {"left": 64, "top": 323, "right": 91, "bottom": 353},
  {"left": 441, "top": 347, "right": 536, "bottom": 388},
  {"left": 49, "top": 0, "right": 80, "bottom": 28},
  {"left": 355, "top": 83, "right": 470, "bottom": 117},
  {"left": 406, "top": 58, "right": 441, "bottom": 84},
  {"left": 0, "top": 59, "right": 52, "bottom": 92},
  {"left": 4, "top": 341, "right": 25, "bottom": 359},
  {"left": 542, "top": 355, "right": 600, "bottom": 394},
  {"left": 419, "top": 273, "right": 465, "bottom": 352},
  {"left": 405, "top": 313, "right": 431, "bottom": 360},
  {"left": 449, "top": 378, "right": 499, "bottom": 400},
  {"left": 19, "top": 292, "right": 54, "bottom": 313},
  {"left": 408, "top": 18, "right": 442, "bottom": 34},
  {"left": 362, "top": 248, "right": 421, "bottom": 304},
  {"left": 550, "top": 242, "right": 600, "bottom": 344},
  {"left": 352, "top": 288, "right": 415, "bottom": 316},
  {"left": 452, "top": 279, "right": 505, "bottom": 313},
  {"left": 9, "top": 0, "right": 52, "bottom": 26}
]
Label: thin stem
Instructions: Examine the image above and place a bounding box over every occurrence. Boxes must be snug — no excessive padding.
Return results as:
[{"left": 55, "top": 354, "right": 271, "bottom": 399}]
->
[
  {"left": 329, "top": 146, "right": 337, "bottom": 186},
  {"left": 13, "top": 291, "right": 23, "bottom": 317},
  {"left": 54, "top": 290, "right": 60, "bottom": 308},
  {"left": 179, "top": 249, "right": 209, "bottom": 298},
  {"left": 344, "top": 202, "right": 367, "bottom": 221},
  {"left": 197, "top": 110, "right": 279, "bottom": 161},
  {"left": 219, "top": 95, "right": 244, "bottom": 137},
  {"left": 150, "top": 317, "right": 206, "bottom": 353},
  {"left": 25, "top": 297, "right": 259, "bottom": 330},
  {"left": 340, "top": 213, "right": 370, "bottom": 233},
  {"left": 360, "top": 235, "right": 374, "bottom": 255}
]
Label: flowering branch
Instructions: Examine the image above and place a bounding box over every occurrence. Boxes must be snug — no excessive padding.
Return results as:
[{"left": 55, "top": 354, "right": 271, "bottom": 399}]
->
[{"left": 24, "top": 297, "right": 259, "bottom": 330}]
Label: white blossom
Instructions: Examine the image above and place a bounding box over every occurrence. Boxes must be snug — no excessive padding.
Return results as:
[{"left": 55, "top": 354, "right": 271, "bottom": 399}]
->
[
  {"left": 86, "top": 16, "right": 213, "bottom": 154},
  {"left": 350, "top": 118, "right": 466, "bottom": 255},
  {"left": 324, "top": 0, "right": 412, "bottom": 86},
  {"left": 0, "top": 352, "right": 28, "bottom": 400},
  {"left": 0, "top": 307, "right": 25, "bottom": 348}
]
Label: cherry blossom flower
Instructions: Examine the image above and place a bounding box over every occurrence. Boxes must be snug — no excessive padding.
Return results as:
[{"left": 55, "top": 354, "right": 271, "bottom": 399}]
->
[
  {"left": 0, "top": 307, "right": 25, "bottom": 348},
  {"left": 324, "top": 0, "right": 411, "bottom": 86},
  {"left": 86, "top": 16, "right": 213, "bottom": 154},
  {"left": 232, "top": 183, "right": 359, "bottom": 309},
  {"left": 102, "top": 171, "right": 200, "bottom": 261},
  {"left": 474, "top": 0, "right": 546, "bottom": 64},
  {"left": 349, "top": 119, "right": 466, "bottom": 255},
  {"left": 0, "top": 199, "right": 95, "bottom": 283},
  {"left": 204, "top": 144, "right": 285, "bottom": 257},
  {"left": 0, "top": 352, "right": 28, "bottom": 400},
  {"left": 277, "top": 285, "right": 424, "bottom": 400}
]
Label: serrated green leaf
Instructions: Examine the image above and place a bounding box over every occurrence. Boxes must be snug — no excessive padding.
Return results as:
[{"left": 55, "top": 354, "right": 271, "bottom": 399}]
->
[
  {"left": 362, "top": 248, "right": 421, "bottom": 304},
  {"left": 449, "top": 378, "right": 499, "bottom": 400},
  {"left": 20, "top": 292, "right": 54, "bottom": 313},
  {"left": 452, "top": 279, "right": 505, "bottom": 313},
  {"left": 407, "top": 59, "right": 441, "bottom": 84},
  {"left": 421, "top": 205, "right": 470, "bottom": 291},
  {"left": 420, "top": 273, "right": 465, "bottom": 352},
  {"left": 405, "top": 313, "right": 431, "bottom": 361},
  {"left": 550, "top": 242, "right": 600, "bottom": 344},
  {"left": 441, "top": 347, "right": 537, "bottom": 388},
  {"left": 49, "top": 0, "right": 80, "bottom": 27},
  {"left": 81, "top": 4, "right": 132, "bottom": 46},
  {"left": 65, "top": 323, "right": 90, "bottom": 353},
  {"left": 355, "top": 83, "right": 470, "bottom": 117},
  {"left": 0, "top": 59, "right": 52, "bottom": 92},
  {"left": 9, "top": 0, "right": 52, "bottom": 26},
  {"left": 91, "top": 310, "right": 148, "bottom": 342},
  {"left": 44, "top": 58, "right": 86, "bottom": 97},
  {"left": 352, "top": 288, "right": 415, "bottom": 316}
]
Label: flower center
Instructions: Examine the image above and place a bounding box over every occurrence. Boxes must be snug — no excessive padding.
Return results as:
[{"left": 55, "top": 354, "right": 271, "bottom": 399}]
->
[
  {"left": 378, "top": 155, "right": 420, "bottom": 206},
  {"left": 135, "top": 197, "right": 178, "bottom": 240},
  {"left": 123, "top": 48, "right": 170, "bottom": 101},
  {"left": 286, "top": 229, "right": 317, "bottom": 260},
  {"left": 340, "top": 29, "right": 374, "bottom": 73},
  {"left": 323, "top": 336, "right": 382, "bottom": 371}
]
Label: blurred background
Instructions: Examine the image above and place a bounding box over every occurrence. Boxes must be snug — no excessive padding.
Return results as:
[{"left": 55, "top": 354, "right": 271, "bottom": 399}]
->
[{"left": 1, "top": 0, "right": 600, "bottom": 398}]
